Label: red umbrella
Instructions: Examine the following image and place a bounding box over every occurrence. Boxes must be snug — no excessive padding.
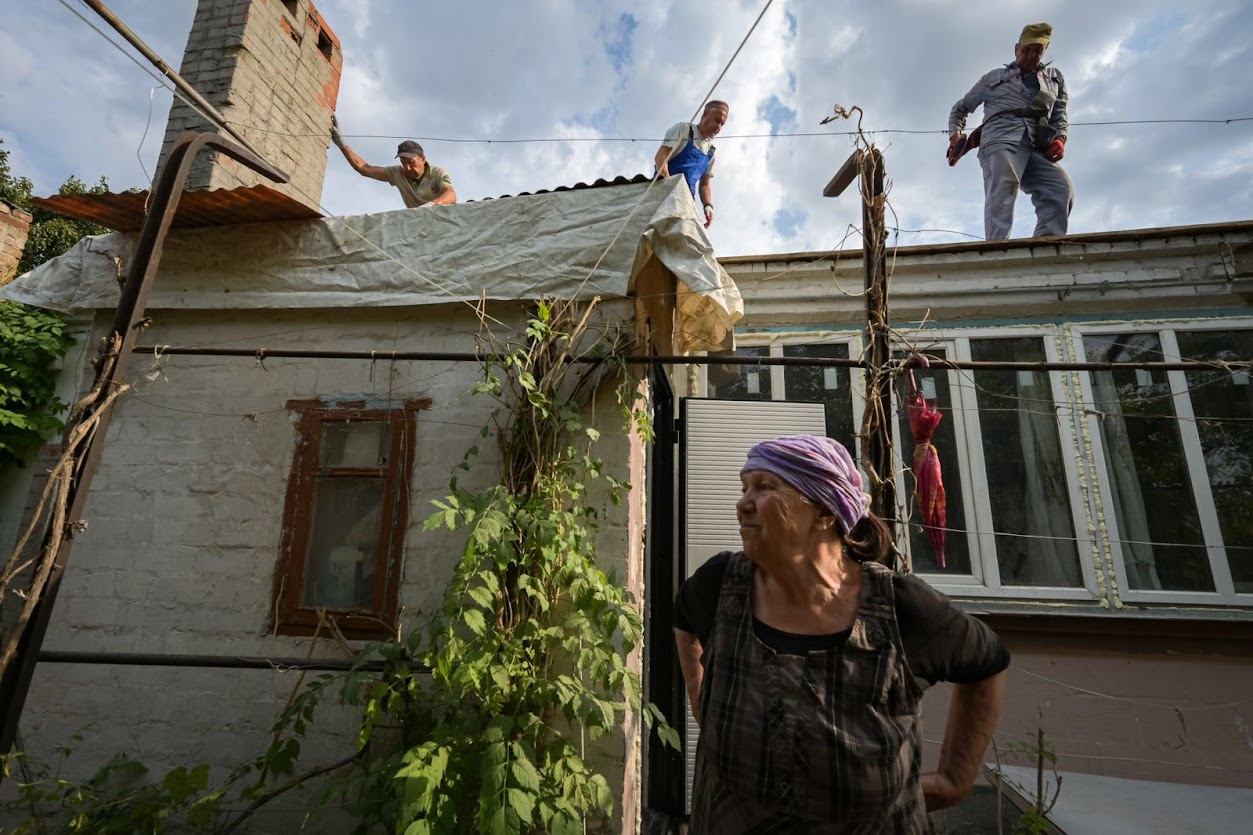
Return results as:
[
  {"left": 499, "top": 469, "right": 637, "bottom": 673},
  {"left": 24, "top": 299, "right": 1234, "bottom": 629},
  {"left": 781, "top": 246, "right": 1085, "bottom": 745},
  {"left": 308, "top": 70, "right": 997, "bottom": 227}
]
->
[{"left": 905, "top": 360, "right": 947, "bottom": 568}]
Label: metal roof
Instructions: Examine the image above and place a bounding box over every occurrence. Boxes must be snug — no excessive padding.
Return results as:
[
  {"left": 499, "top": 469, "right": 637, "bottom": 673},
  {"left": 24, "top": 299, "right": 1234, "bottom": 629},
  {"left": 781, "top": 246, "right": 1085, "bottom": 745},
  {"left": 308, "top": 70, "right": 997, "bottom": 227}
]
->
[
  {"left": 30, "top": 173, "right": 656, "bottom": 233},
  {"left": 475, "top": 173, "right": 653, "bottom": 201},
  {"left": 30, "top": 184, "right": 322, "bottom": 233}
]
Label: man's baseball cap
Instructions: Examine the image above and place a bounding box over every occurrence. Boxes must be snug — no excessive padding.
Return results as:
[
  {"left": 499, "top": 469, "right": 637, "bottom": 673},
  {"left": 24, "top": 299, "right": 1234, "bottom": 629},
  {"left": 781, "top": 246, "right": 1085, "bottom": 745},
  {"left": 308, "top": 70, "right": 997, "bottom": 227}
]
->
[
  {"left": 395, "top": 140, "right": 425, "bottom": 159},
  {"left": 1018, "top": 22, "right": 1052, "bottom": 46}
]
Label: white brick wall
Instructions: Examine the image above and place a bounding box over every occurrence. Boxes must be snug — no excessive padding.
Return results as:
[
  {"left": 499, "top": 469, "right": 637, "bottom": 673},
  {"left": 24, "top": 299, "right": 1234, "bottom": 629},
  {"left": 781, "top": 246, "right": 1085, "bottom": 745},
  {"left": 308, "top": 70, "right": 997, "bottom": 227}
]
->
[{"left": 12, "top": 301, "right": 646, "bottom": 833}]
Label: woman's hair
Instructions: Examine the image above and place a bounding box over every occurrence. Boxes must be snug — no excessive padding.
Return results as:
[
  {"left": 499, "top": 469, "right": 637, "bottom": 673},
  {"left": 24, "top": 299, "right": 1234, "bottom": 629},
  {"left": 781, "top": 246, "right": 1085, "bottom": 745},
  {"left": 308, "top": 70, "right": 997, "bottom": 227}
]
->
[{"left": 842, "top": 512, "right": 896, "bottom": 568}]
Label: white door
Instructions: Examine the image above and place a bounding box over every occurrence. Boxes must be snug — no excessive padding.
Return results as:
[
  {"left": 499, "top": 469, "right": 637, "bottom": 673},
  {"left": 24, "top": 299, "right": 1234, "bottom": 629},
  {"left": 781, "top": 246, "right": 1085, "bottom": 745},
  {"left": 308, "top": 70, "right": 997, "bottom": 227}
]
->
[{"left": 681, "top": 398, "right": 828, "bottom": 811}]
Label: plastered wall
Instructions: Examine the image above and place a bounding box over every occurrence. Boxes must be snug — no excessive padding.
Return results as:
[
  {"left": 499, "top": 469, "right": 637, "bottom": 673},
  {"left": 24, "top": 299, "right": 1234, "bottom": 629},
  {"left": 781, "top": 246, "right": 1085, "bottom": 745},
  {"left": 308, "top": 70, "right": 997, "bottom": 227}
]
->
[
  {"left": 12, "top": 300, "right": 647, "bottom": 833},
  {"left": 921, "top": 628, "right": 1253, "bottom": 790}
]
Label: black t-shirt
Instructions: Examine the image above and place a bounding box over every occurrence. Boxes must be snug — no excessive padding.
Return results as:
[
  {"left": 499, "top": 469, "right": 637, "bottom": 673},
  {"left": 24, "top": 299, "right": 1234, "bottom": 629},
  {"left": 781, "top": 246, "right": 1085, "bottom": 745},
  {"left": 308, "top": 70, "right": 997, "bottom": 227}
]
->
[{"left": 674, "top": 552, "right": 1010, "bottom": 686}]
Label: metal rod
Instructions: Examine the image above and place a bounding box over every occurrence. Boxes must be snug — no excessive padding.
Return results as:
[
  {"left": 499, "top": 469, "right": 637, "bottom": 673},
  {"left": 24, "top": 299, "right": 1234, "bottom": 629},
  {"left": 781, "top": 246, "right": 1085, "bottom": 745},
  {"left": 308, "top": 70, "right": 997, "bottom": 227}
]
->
[
  {"left": 37, "top": 649, "right": 418, "bottom": 674},
  {"left": 78, "top": 0, "right": 279, "bottom": 171},
  {"left": 130, "top": 345, "right": 1251, "bottom": 373}
]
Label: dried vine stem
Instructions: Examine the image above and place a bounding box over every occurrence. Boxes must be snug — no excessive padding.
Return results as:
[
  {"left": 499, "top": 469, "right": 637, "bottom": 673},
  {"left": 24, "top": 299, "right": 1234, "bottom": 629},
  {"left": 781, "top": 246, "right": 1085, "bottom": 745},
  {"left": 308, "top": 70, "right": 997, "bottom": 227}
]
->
[{"left": 0, "top": 378, "right": 130, "bottom": 678}]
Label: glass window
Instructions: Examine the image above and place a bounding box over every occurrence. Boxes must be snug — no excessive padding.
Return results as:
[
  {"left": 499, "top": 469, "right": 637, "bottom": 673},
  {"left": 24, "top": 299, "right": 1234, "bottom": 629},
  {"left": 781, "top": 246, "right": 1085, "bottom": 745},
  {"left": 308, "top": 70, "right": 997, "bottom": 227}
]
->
[
  {"left": 1176, "top": 328, "right": 1253, "bottom": 594},
  {"left": 275, "top": 401, "right": 428, "bottom": 638},
  {"left": 710, "top": 346, "right": 772, "bottom": 400},
  {"left": 970, "top": 338, "right": 1082, "bottom": 587},
  {"left": 320, "top": 422, "right": 391, "bottom": 468},
  {"left": 301, "top": 477, "right": 383, "bottom": 608},
  {"left": 1084, "top": 333, "right": 1212, "bottom": 592},
  {"left": 783, "top": 343, "right": 856, "bottom": 444},
  {"left": 894, "top": 350, "right": 971, "bottom": 575}
]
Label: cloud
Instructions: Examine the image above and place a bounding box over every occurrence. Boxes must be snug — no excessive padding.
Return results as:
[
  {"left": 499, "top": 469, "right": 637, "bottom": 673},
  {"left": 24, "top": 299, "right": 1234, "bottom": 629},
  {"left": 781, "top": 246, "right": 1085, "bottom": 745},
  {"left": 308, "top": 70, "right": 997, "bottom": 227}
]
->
[{"left": 2, "top": 0, "right": 1250, "bottom": 257}]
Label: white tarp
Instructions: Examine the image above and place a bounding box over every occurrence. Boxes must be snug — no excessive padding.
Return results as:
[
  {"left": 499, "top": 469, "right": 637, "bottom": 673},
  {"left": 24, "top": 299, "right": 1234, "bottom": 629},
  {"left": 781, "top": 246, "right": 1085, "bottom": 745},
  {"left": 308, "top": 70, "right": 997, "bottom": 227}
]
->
[{"left": 1, "top": 177, "right": 742, "bottom": 352}]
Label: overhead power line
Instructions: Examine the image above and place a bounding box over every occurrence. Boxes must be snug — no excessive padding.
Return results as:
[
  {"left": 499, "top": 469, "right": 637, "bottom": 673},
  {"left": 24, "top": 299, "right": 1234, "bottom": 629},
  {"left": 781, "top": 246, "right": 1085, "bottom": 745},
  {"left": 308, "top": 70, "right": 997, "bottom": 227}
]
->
[{"left": 237, "top": 116, "right": 1253, "bottom": 145}]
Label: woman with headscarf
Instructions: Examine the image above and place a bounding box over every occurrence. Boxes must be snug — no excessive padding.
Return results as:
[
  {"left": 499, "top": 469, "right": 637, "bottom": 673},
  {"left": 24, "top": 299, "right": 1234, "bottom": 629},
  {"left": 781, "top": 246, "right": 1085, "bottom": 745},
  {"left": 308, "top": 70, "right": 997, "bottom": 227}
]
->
[{"left": 674, "top": 435, "right": 1009, "bottom": 833}]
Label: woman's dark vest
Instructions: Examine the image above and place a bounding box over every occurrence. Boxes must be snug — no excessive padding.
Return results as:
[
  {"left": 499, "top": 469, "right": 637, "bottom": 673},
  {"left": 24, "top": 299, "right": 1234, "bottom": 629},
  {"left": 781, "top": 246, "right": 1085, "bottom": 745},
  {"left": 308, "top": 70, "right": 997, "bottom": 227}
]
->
[{"left": 690, "top": 554, "right": 928, "bottom": 834}]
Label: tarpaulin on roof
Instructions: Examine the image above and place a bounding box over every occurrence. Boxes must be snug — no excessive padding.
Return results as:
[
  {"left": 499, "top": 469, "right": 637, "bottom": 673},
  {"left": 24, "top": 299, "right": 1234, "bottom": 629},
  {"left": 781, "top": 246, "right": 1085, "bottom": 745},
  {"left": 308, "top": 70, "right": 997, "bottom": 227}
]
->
[{"left": 2, "top": 177, "right": 742, "bottom": 352}]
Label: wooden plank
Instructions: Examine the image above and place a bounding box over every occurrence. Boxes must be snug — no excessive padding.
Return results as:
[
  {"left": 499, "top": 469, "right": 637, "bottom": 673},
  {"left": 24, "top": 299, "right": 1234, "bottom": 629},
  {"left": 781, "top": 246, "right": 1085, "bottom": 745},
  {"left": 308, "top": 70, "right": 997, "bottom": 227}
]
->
[{"left": 823, "top": 149, "right": 864, "bottom": 198}]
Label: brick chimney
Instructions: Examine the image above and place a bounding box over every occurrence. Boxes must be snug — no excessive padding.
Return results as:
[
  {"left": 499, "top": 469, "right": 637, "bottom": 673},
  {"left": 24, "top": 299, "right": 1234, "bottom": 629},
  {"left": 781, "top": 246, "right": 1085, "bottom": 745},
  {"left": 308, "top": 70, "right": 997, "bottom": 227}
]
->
[
  {"left": 0, "top": 198, "right": 32, "bottom": 284},
  {"left": 156, "top": 0, "right": 342, "bottom": 210}
]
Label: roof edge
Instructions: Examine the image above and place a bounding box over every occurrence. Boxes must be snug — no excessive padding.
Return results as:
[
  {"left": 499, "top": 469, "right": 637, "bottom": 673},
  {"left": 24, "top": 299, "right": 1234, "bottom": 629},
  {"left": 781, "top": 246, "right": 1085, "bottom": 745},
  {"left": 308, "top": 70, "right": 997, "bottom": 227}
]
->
[{"left": 719, "top": 219, "right": 1253, "bottom": 265}]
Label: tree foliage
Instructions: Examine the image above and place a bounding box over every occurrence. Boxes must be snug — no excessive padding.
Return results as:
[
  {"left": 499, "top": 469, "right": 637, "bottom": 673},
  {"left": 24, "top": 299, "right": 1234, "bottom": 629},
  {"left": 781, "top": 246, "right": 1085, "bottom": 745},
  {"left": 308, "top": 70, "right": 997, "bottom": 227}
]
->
[
  {"left": 0, "top": 139, "right": 95, "bottom": 468},
  {"left": 0, "top": 301, "right": 71, "bottom": 469},
  {"left": 1, "top": 138, "right": 111, "bottom": 276}
]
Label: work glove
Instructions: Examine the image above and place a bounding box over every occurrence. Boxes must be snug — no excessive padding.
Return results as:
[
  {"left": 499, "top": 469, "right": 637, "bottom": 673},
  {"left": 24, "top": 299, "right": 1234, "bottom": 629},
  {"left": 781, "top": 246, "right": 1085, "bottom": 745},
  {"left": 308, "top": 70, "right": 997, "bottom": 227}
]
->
[
  {"left": 1045, "top": 136, "right": 1065, "bottom": 162},
  {"left": 946, "top": 133, "right": 966, "bottom": 167},
  {"left": 330, "top": 115, "right": 345, "bottom": 148}
]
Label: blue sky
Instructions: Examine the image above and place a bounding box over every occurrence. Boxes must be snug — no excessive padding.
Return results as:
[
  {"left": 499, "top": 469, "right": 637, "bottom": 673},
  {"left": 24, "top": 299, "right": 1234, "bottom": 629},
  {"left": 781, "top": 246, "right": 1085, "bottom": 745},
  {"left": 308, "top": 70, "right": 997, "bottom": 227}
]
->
[{"left": 1, "top": 0, "right": 1250, "bottom": 256}]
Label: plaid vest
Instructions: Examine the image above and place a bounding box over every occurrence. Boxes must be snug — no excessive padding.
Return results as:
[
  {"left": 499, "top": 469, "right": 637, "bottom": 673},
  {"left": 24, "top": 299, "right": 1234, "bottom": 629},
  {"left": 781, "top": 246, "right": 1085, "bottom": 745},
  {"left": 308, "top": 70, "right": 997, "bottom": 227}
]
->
[{"left": 691, "top": 554, "right": 928, "bottom": 834}]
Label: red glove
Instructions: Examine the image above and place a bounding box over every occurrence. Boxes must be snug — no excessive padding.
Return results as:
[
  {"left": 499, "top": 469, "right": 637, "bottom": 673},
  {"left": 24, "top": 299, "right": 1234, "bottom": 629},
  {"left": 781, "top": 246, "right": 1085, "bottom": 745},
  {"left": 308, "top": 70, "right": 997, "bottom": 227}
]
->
[
  {"left": 946, "top": 134, "right": 966, "bottom": 167},
  {"left": 1045, "top": 137, "right": 1066, "bottom": 162}
]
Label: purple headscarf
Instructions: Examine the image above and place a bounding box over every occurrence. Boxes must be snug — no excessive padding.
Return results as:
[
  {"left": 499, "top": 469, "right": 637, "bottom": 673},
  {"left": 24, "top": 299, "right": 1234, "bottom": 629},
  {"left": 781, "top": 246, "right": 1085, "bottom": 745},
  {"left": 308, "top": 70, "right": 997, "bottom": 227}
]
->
[{"left": 741, "top": 435, "right": 870, "bottom": 534}]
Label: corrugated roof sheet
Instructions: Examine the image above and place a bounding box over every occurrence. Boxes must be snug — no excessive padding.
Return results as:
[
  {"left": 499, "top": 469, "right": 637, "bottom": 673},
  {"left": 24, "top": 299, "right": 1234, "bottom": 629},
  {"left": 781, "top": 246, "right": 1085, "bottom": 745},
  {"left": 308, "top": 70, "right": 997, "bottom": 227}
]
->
[
  {"left": 475, "top": 173, "right": 653, "bottom": 201},
  {"left": 31, "top": 173, "right": 655, "bottom": 233},
  {"left": 30, "top": 184, "right": 322, "bottom": 233}
]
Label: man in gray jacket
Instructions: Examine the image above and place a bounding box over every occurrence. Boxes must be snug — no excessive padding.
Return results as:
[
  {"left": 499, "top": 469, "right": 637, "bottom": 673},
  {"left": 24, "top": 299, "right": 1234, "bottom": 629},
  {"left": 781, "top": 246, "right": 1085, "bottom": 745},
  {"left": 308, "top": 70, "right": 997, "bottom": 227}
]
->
[{"left": 948, "top": 23, "right": 1073, "bottom": 240}]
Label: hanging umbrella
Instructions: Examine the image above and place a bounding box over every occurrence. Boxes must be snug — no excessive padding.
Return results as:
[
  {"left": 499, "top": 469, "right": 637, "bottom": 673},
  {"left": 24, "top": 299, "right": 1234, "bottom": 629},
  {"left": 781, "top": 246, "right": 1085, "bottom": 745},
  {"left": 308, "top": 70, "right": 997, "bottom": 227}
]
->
[{"left": 905, "top": 360, "right": 947, "bottom": 568}]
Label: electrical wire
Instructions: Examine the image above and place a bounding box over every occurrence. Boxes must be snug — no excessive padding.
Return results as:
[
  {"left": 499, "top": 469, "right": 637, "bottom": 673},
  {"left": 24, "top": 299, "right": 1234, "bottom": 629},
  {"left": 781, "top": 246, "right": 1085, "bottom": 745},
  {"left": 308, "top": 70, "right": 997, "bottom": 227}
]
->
[
  {"left": 234, "top": 117, "right": 1253, "bottom": 144},
  {"left": 1011, "top": 668, "right": 1252, "bottom": 712}
]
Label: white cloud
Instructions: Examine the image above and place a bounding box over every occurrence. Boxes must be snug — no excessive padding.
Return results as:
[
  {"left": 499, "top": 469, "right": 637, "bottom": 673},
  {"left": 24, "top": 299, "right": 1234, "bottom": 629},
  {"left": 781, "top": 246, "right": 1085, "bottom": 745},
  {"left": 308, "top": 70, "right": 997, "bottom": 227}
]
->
[{"left": 2, "top": 0, "right": 1250, "bottom": 256}]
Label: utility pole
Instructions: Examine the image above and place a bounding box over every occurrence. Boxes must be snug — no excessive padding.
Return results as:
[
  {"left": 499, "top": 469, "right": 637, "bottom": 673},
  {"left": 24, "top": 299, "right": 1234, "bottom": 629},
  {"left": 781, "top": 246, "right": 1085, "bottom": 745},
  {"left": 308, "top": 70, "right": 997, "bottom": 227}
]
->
[{"left": 824, "top": 146, "right": 897, "bottom": 546}]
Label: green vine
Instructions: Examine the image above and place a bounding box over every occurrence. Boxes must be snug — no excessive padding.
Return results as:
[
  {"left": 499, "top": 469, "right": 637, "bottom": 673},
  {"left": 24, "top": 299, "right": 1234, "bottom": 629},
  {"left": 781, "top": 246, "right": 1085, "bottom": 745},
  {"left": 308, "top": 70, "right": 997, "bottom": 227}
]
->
[
  {"left": 0, "top": 300, "right": 72, "bottom": 470},
  {"left": 2, "top": 298, "right": 676, "bottom": 834},
  {"left": 315, "top": 297, "right": 676, "bottom": 833},
  {"left": 0, "top": 742, "right": 217, "bottom": 834}
]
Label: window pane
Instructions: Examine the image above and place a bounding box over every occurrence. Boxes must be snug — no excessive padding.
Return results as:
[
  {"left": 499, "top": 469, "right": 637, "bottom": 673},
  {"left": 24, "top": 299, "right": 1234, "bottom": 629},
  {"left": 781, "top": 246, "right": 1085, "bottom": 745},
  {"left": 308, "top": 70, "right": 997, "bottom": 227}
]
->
[
  {"left": 709, "top": 347, "right": 772, "bottom": 400},
  {"left": 301, "top": 477, "right": 383, "bottom": 608},
  {"left": 782, "top": 343, "right": 856, "bottom": 444},
  {"left": 1176, "top": 328, "right": 1253, "bottom": 594},
  {"left": 1084, "top": 334, "right": 1212, "bottom": 592},
  {"left": 894, "top": 350, "right": 970, "bottom": 575},
  {"left": 320, "top": 421, "right": 391, "bottom": 468},
  {"left": 970, "top": 338, "right": 1082, "bottom": 587}
]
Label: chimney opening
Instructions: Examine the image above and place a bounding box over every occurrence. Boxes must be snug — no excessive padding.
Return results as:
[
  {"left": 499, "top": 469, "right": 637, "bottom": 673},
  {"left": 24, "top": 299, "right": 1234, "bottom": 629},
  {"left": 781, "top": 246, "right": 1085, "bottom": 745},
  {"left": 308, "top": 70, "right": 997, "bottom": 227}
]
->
[{"left": 317, "top": 28, "right": 334, "bottom": 61}]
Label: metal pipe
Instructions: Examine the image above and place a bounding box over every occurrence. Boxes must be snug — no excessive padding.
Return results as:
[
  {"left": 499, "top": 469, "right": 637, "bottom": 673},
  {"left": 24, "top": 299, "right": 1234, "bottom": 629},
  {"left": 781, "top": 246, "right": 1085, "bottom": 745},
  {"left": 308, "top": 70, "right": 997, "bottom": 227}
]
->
[
  {"left": 37, "top": 649, "right": 419, "bottom": 674},
  {"left": 131, "top": 345, "right": 1252, "bottom": 373},
  {"left": 78, "top": 0, "right": 278, "bottom": 171}
]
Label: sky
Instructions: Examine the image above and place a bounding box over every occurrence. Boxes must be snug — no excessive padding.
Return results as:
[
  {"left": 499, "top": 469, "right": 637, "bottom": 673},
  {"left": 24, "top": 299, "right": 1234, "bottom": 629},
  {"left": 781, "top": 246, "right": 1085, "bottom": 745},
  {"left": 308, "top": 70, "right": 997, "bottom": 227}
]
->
[{"left": 1, "top": 0, "right": 1251, "bottom": 257}]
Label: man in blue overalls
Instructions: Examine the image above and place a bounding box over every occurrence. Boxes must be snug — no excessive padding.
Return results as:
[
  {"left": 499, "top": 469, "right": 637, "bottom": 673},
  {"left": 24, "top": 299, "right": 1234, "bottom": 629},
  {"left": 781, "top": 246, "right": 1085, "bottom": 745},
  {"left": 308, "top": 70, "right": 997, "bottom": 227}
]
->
[{"left": 654, "top": 101, "right": 729, "bottom": 229}]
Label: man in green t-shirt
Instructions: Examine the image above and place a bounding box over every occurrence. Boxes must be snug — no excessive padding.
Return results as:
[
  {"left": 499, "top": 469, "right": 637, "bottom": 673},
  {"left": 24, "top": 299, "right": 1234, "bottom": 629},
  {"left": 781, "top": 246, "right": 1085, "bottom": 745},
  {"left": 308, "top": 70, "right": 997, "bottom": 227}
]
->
[{"left": 331, "top": 118, "right": 457, "bottom": 208}]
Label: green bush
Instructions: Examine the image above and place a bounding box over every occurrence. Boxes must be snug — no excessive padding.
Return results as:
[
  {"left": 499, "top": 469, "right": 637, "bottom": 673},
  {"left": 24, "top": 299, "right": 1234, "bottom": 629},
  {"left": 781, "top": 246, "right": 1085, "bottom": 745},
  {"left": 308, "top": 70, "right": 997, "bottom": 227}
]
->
[{"left": 0, "top": 300, "right": 71, "bottom": 469}]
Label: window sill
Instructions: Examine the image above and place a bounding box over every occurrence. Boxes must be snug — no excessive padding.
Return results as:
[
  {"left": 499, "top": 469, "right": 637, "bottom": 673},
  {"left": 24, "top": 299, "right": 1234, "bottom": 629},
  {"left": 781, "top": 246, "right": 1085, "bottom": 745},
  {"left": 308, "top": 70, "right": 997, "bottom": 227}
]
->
[
  {"left": 954, "top": 598, "right": 1253, "bottom": 651},
  {"left": 273, "top": 611, "right": 395, "bottom": 641}
]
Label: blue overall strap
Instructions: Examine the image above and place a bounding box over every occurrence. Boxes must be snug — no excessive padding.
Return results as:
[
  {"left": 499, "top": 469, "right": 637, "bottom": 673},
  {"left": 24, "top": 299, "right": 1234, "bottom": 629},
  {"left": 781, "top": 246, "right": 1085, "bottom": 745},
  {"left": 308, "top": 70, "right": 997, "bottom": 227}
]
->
[{"left": 668, "top": 125, "right": 715, "bottom": 196}]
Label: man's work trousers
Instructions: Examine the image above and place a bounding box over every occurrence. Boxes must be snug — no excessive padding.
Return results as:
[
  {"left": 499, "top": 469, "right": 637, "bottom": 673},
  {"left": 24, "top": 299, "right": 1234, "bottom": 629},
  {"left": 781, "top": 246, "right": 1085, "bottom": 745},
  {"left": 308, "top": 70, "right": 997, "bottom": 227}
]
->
[{"left": 978, "top": 142, "right": 1074, "bottom": 240}]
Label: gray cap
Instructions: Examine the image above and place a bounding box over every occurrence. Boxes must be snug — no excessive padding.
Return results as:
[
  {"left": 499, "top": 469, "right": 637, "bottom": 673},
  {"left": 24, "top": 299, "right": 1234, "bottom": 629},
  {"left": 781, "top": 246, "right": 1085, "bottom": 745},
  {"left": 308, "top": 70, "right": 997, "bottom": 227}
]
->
[{"left": 395, "top": 140, "right": 425, "bottom": 159}]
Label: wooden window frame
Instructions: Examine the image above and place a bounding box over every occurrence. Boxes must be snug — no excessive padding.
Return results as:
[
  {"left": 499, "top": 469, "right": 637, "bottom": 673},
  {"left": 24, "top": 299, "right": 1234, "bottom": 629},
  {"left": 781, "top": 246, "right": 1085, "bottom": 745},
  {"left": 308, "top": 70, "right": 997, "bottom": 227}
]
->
[{"left": 272, "top": 398, "right": 430, "bottom": 638}]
